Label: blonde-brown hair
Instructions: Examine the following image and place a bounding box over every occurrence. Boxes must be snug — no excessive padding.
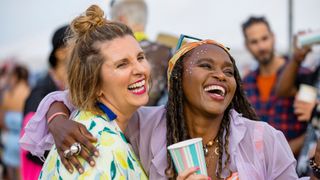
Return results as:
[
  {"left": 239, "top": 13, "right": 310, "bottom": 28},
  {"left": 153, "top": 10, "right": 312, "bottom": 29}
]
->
[{"left": 67, "top": 5, "right": 134, "bottom": 113}]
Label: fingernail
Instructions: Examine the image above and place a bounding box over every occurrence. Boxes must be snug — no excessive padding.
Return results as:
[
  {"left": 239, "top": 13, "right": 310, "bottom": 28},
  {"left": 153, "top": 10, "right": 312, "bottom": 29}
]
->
[
  {"left": 68, "top": 169, "right": 73, "bottom": 174},
  {"left": 208, "top": 177, "right": 212, "bottom": 180},
  {"left": 79, "top": 168, "right": 84, "bottom": 174},
  {"left": 94, "top": 151, "right": 99, "bottom": 157},
  {"left": 90, "top": 161, "right": 95, "bottom": 166},
  {"left": 194, "top": 166, "right": 200, "bottom": 170}
]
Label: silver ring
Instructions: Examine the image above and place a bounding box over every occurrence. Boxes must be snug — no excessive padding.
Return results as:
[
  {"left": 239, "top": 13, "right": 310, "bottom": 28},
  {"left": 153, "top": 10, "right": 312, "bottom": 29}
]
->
[
  {"left": 70, "top": 142, "right": 81, "bottom": 155},
  {"left": 63, "top": 149, "right": 72, "bottom": 158}
]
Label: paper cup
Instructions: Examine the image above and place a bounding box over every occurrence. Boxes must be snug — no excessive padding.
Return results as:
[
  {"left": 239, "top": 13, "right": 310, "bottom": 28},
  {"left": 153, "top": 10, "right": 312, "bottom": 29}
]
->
[
  {"left": 297, "top": 84, "right": 317, "bottom": 103},
  {"left": 167, "top": 138, "right": 207, "bottom": 175},
  {"left": 297, "top": 30, "right": 320, "bottom": 48}
]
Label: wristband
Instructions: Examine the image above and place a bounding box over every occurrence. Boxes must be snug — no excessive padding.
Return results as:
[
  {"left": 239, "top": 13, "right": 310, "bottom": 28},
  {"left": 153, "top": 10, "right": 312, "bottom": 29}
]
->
[
  {"left": 47, "top": 112, "right": 68, "bottom": 124},
  {"left": 309, "top": 156, "right": 320, "bottom": 178}
]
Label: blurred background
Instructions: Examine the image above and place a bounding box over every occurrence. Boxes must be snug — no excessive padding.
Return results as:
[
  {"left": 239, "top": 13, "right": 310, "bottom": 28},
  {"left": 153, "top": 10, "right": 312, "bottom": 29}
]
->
[
  {"left": 0, "top": 1, "right": 319, "bottom": 179},
  {"left": 1, "top": 0, "right": 319, "bottom": 74}
]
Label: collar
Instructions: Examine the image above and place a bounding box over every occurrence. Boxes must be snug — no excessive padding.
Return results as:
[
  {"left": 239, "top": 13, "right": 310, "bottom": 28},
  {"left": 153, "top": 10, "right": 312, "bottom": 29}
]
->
[
  {"left": 228, "top": 109, "right": 247, "bottom": 154},
  {"left": 134, "top": 32, "right": 148, "bottom": 42},
  {"left": 97, "top": 102, "right": 117, "bottom": 121}
]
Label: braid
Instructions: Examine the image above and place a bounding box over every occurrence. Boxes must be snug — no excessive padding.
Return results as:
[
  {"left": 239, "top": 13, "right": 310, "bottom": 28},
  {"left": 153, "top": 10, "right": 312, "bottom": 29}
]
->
[
  {"left": 165, "top": 45, "right": 259, "bottom": 179},
  {"left": 165, "top": 59, "right": 189, "bottom": 179},
  {"left": 216, "top": 108, "right": 231, "bottom": 178},
  {"left": 229, "top": 55, "right": 258, "bottom": 121},
  {"left": 216, "top": 117, "right": 225, "bottom": 178},
  {"left": 222, "top": 111, "right": 232, "bottom": 177}
]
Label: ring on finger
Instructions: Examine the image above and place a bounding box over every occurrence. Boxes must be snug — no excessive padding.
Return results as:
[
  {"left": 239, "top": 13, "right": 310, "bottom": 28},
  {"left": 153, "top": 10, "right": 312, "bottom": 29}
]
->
[
  {"left": 63, "top": 149, "right": 72, "bottom": 158},
  {"left": 70, "top": 142, "right": 82, "bottom": 155}
]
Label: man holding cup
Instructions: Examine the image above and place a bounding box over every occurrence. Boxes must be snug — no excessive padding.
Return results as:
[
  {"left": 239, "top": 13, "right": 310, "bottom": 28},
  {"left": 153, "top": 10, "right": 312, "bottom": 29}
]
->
[{"left": 276, "top": 33, "right": 320, "bottom": 177}]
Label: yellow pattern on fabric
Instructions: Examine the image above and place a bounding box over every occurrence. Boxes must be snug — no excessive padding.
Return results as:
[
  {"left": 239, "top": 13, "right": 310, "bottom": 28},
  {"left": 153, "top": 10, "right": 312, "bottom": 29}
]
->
[{"left": 39, "top": 110, "right": 148, "bottom": 180}]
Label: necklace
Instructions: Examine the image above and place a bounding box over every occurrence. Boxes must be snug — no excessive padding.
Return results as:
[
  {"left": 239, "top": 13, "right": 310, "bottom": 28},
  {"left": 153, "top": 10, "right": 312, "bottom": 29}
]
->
[{"left": 203, "top": 138, "right": 219, "bottom": 156}]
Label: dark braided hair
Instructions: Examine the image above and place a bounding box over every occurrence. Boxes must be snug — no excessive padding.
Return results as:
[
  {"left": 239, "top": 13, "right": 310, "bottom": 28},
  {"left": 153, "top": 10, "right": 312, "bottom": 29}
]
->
[{"left": 165, "top": 45, "right": 258, "bottom": 179}]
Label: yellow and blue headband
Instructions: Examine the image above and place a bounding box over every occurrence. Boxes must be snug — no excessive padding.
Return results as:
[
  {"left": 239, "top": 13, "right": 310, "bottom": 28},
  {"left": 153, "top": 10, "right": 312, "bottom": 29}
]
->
[{"left": 167, "top": 35, "right": 230, "bottom": 86}]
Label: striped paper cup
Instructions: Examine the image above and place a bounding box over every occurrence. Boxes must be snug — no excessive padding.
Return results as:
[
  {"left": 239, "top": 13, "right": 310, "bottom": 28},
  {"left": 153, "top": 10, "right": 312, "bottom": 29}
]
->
[{"left": 167, "top": 138, "right": 207, "bottom": 175}]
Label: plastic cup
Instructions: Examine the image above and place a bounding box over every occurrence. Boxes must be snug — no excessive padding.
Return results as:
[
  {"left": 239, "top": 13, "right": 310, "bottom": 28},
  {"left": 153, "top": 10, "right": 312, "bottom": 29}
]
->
[
  {"left": 297, "top": 84, "right": 317, "bottom": 103},
  {"left": 167, "top": 138, "right": 207, "bottom": 175},
  {"left": 297, "top": 30, "right": 320, "bottom": 48}
]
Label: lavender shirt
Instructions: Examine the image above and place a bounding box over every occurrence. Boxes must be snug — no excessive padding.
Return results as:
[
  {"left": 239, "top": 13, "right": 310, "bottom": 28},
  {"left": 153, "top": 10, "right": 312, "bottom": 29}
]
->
[{"left": 20, "top": 91, "right": 309, "bottom": 180}]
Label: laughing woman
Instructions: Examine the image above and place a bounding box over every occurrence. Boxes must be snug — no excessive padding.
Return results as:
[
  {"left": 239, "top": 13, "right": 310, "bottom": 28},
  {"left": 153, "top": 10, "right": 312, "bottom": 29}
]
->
[
  {"left": 21, "top": 40, "right": 315, "bottom": 178},
  {"left": 35, "top": 5, "right": 149, "bottom": 179}
]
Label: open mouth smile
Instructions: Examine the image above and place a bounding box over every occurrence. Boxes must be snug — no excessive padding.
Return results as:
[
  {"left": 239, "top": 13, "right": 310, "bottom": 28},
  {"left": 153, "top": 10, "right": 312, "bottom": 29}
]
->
[
  {"left": 204, "top": 84, "right": 226, "bottom": 100},
  {"left": 128, "top": 79, "right": 147, "bottom": 95}
]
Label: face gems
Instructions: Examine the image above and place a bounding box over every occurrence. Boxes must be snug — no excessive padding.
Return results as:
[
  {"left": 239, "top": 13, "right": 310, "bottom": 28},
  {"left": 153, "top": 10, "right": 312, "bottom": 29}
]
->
[{"left": 185, "top": 59, "right": 195, "bottom": 76}]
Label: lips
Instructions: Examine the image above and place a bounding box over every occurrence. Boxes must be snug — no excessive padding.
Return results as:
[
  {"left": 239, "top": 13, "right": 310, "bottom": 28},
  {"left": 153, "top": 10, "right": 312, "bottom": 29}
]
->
[{"left": 128, "top": 79, "right": 147, "bottom": 95}]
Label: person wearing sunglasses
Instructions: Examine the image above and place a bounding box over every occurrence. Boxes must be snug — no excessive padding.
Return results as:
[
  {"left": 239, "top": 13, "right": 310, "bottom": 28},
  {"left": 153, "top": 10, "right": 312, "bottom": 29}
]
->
[{"left": 21, "top": 32, "right": 318, "bottom": 179}]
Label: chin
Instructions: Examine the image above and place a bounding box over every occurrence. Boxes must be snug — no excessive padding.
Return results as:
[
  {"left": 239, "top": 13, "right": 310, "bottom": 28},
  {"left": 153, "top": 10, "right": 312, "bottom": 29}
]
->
[
  {"left": 204, "top": 105, "right": 228, "bottom": 116},
  {"left": 132, "top": 97, "right": 149, "bottom": 107}
]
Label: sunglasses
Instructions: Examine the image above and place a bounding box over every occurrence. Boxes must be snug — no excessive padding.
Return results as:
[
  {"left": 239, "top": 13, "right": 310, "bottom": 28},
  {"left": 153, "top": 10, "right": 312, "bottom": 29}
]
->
[
  {"left": 175, "top": 34, "right": 203, "bottom": 52},
  {"left": 175, "top": 34, "right": 231, "bottom": 52}
]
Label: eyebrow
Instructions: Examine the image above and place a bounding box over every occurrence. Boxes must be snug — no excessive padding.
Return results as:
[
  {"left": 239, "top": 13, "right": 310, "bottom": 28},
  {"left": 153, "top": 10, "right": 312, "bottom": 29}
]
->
[
  {"left": 197, "top": 58, "right": 234, "bottom": 67},
  {"left": 137, "top": 51, "right": 145, "bottom": 56},
  {"left": 113, "top": 51, "right": 145, "bottom": 63}
]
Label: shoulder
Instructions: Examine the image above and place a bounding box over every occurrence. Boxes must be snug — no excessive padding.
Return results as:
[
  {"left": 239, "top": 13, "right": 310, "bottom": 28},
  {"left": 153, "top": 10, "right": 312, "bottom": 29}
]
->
[
  {"left": 135, "top": 106, "right": 166, "bottom": 125},
  {"left": 230, "top": 110, "right": 283, "bottom": 144},
  {"left": 242, "top": 70, "right": 258, "bottom": 82},
  {"left": 230, "top": 110, "right": 297, "bottom": 179},
  {"left": 73, "top": 111, "right": 115, "bottom": 134},
  {"left": 136, "top": 105, "right": 166, "bottom": 116},
  {"left": 241, "top": 115, "right": 283, "bottom": 140}
]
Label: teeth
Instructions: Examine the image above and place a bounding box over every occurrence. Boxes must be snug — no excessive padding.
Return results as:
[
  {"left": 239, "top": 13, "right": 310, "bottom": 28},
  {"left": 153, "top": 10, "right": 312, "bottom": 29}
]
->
[
  {"left": 128, "top": 80, "right": 145, "bottom": 89},
  {"left": 204, "top": 85, "right": 226, "bottom": 96},
  {"left": 132, "top": 86, "right": 144, "bottom": 93}
]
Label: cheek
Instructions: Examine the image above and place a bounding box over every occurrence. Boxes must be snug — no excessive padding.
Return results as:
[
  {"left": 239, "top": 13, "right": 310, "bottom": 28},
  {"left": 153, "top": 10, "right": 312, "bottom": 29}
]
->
[
  {"left": 229, "top": 80, "right": 237, "bottom": 98},
  {"left": 184, "top": 61, "right": 195, "bottom": 76},
  {"left": 100, "top": 69, "right": 127, "bottom": 92},
  {"left": 144, "top": 61, "right": 151, "bottom": 77},
  {"left": 251, "top": 45, "right": 259, "bottom": 53}
]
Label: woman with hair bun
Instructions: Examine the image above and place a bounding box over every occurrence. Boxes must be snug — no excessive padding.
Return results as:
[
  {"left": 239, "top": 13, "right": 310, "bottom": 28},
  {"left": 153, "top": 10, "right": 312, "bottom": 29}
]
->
[{"left": 38, "top": 5, "right": 149, "bottom": 179}]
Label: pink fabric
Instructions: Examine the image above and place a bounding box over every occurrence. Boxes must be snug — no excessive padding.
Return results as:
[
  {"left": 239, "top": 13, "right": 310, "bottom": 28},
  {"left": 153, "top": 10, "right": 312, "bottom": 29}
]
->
[{"left": 20, "top": 112, "right": 42, "bottom": 180}]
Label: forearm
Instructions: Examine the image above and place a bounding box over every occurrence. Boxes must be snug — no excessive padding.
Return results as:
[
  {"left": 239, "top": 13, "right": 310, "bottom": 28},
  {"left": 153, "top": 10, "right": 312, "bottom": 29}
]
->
[
  {"left": 275, "top": 59, "right": 300, "bottom": 97},
  {"left": 19, "top": 90, "right": 74, "bottom": 156},
  {"left": 288, "top": 133, "right": 305, "bottom": 157},
  {"left": 47, "top": 101, "right": 71, "bottom": 132}
]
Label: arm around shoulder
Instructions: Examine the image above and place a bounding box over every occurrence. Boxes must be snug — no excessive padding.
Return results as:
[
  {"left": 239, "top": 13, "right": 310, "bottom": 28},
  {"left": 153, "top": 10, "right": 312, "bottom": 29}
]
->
[{"left": 19, "top": 90, "right": 74, "bottom": 157}]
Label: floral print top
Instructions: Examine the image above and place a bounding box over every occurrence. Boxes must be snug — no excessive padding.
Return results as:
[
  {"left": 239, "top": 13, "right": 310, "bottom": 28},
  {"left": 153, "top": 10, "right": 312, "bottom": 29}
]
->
[{"left": 39, "top": 109, "right": 148, "bottom": 180}]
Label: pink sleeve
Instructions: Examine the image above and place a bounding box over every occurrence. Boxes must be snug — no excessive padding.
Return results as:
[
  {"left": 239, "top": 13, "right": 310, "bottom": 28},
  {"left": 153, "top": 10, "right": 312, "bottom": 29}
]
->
[{"left": 19, "top": 90, "right": 75, "bottom": 157}]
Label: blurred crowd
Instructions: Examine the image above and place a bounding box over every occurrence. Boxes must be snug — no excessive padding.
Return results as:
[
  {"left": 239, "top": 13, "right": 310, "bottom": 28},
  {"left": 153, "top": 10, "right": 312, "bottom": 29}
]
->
[{"left": 0, "top": 0, "right": 320, "bottom": 179}]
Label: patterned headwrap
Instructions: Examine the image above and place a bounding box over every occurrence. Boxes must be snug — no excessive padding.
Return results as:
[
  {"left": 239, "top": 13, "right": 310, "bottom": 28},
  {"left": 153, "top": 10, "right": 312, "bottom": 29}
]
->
[{"left": 167, "top": 39, "right": 230, "bottom": 87}]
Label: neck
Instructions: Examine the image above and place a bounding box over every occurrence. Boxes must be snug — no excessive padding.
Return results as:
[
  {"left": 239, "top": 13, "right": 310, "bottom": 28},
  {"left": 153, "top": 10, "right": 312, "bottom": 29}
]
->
[
  {"left": 184, "top": 104, "right": 224, "bottom": 145},
  {"left": 99, "top": 98, "right": 136, "bottom": 132},
  {"left": 50, "top": 66, "right": 66, "bottom": 89},
  {"left": 259, "top": 56, "right": 285, "bottom": 76}
]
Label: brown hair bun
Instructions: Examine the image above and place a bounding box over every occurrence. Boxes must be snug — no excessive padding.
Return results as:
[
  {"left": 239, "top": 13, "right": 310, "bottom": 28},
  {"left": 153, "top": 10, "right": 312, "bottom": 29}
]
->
[{"left": 71, "top": 5, "right": 107, "bottom": 37}]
